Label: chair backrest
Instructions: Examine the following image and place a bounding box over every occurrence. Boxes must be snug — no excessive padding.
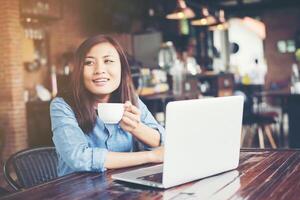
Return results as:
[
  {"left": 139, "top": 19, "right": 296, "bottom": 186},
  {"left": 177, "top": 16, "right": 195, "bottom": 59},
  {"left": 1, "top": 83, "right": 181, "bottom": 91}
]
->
[{"left": 3, "top": 147, "right": 58, "bottom": 190}]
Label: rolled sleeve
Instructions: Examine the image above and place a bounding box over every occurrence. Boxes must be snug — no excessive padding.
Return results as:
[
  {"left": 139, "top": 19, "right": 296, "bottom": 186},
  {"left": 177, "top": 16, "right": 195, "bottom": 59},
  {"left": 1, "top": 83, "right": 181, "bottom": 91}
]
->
[
  {"left": 92, "top": 148, "right": 108, "bottom": 171},
  {"left": 50, "top": 97, "right": 108, "bottom": 173}
]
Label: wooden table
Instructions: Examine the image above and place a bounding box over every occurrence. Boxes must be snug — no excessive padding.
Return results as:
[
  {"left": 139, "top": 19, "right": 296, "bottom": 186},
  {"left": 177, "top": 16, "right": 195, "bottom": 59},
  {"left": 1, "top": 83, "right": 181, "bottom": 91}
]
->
[{"left": 3, "top": 149, "right": 300, "bottom": 200}]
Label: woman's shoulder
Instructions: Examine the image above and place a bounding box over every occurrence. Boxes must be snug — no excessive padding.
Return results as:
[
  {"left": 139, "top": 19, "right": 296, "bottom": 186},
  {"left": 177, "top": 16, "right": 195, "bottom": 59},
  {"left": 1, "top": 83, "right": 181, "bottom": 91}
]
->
[
  {"left": 51, "top": 97, "right": 68, "bottom": 106},
  {"left": 50, "top": 97, "right": 78, "bottom": 128},
  {"left": 50, "top": 97, "right": 74, "bottom": 114}
]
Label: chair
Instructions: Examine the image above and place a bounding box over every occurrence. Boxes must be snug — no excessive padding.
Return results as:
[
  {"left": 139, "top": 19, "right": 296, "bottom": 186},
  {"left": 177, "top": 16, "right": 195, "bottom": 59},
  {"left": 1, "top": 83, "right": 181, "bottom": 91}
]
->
[
  {"left": 0, "top": 187, "right": 9, "bottom": 197},
  {"left": 237, "top": 84, "right": 279, "bottom": 148},
  {"left": 242, "top": 113, "right": 278, "bottom": 148},
  {"left": 3, "top": 147, "right": 58, "bottom": 190}
]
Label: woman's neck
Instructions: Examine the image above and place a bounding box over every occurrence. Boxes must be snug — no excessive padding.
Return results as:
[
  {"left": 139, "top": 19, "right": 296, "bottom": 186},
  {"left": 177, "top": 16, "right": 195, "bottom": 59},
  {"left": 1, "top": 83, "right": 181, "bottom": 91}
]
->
[
  {"left": 93, "top": 95, "right": 110, "bottom": 109},
  {"left": 95, "top": 94, "right": 110, "bottom": 104}
]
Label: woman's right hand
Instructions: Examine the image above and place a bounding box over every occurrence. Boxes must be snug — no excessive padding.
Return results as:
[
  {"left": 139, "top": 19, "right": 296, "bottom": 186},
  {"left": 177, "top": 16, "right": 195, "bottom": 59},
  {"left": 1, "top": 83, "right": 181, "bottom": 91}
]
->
[{"left": 148, "top": 146, "right": 164, "bottom": 163}]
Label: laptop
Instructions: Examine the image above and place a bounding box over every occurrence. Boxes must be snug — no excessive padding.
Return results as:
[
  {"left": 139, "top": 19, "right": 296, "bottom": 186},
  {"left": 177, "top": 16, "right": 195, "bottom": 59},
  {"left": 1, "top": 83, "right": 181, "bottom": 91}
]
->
[{"left": 112, "top": 96, "right": 244, "bottom": 189}]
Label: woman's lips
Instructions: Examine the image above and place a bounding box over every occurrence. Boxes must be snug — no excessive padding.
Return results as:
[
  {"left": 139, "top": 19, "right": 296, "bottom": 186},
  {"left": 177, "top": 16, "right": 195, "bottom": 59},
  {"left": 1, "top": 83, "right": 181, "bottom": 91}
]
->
[{"left": 92, "top": 78, "right": 109, "bottom": 86}]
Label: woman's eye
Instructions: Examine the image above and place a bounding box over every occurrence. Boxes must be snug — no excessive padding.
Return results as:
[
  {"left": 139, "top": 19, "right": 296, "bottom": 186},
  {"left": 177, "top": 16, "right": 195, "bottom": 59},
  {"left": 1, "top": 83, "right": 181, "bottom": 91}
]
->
[
  {"left": 84, "top": 60, "right": 94, "bottom": 66},
  {"left": 105, "top": 59, "right": 114, "bottom": 64}
]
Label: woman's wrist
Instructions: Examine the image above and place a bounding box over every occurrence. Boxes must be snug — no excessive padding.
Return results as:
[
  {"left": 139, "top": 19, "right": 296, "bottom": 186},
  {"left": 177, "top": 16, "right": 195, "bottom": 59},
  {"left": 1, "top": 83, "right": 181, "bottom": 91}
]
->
[
  {"left": 145, "top": 150, "right": 154, "bottom": 163},
  {"left": 144, "top": 147, "right": 164, "bottom": 163}
]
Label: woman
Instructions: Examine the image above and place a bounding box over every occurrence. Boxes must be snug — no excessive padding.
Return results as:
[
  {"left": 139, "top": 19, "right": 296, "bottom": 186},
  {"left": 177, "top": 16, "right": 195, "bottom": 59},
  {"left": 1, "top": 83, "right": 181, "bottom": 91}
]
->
[{"left": 50, "top": 35, "right": 165, "bottom": 176}]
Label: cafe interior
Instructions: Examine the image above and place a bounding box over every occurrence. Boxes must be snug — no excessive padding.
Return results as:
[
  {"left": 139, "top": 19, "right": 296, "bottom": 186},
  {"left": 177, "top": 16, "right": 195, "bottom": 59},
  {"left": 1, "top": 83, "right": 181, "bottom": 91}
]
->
[{"left": 0, "top": 0, "right": 300, "bottom": 199}]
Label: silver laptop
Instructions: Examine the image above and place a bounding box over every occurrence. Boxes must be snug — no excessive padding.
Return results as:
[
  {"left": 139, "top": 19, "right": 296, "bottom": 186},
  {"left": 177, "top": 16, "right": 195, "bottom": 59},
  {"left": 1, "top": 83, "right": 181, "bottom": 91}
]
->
[{"left": 112, "top": 96, "right": 244, "bottom": 189}]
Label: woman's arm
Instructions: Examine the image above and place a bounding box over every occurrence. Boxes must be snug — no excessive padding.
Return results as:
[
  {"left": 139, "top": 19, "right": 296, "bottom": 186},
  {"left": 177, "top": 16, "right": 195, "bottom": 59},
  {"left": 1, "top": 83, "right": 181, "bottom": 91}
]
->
[
  {"left": 131, "top": 123, "right": 161, "bottom": 147},
  {"left": 104, "top": 147, "right": 164, "bottom": 169},
  {"left": 120, "top": 101, "right": 161, "bottom": 147}
]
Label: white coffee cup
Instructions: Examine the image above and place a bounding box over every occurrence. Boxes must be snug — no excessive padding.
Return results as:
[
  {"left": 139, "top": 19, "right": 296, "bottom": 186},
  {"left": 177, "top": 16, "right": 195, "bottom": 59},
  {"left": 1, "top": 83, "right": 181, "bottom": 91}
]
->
[{"left": 97, "top": 103, "right": 124, "bottom": 124}]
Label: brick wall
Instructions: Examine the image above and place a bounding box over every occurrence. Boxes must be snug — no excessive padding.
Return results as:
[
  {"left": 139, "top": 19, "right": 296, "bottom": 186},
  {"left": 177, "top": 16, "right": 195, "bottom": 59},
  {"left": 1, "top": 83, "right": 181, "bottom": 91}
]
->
[
  {"left": 0, "top": 0, "right": 28, "bottom": 160},
  {"left": 48, "top": 0, "right": 87, "bottom": 71},
  {"left": 262, "top": 8, "right": 300, "bottom": 88},
  {"left": 47, "top": 0, "right": 133, "bottom": 72}
]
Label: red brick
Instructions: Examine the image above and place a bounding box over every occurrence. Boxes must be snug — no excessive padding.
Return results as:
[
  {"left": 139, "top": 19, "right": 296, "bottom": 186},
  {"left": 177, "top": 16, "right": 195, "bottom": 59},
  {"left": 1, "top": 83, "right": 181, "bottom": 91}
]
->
[{"left": 0, "top": 0, "right": 27, "bottom": 160}]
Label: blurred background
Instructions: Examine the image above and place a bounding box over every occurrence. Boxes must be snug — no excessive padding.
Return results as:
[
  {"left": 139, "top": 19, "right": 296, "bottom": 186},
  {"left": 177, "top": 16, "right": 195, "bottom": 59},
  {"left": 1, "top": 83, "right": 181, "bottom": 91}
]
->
[{"left": 1, "top": 0, "right": 300, "bottom": 171}]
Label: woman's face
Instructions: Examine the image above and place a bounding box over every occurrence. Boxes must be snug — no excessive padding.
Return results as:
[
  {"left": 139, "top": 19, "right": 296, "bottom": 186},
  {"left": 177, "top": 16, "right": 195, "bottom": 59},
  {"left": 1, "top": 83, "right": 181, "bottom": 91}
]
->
[{"left": 83, "top": 42, "right": 121, "bottom": 102}]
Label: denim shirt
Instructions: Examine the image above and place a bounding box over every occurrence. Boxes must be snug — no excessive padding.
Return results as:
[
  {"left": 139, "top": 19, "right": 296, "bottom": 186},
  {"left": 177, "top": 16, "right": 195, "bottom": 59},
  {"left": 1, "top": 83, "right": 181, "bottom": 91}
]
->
[{"left": 50, "top": 97, "right": 165, "bottom": 176}]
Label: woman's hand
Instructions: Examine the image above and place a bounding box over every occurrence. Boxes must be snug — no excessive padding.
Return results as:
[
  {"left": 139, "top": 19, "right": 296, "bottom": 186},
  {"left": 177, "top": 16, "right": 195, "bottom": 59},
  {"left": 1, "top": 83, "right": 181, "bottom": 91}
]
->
[
  {"left": 148, "top": 146, "right": 164, "bottom": 163},
  {"left": 120, "top": 101, "right": 161, "bottom": 148},
  {"left": 120, "top": 101, "right": 142, "bottom": 132}
]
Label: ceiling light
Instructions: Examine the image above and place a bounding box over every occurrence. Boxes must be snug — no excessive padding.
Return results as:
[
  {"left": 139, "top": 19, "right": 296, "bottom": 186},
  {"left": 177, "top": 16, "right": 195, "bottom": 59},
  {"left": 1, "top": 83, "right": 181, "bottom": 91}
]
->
[
  {"left": 209, "top": 22, "right": 229, "bottom": 31},
  {"left": 166, "top": 0, "right": 195, "bottom": 20}
]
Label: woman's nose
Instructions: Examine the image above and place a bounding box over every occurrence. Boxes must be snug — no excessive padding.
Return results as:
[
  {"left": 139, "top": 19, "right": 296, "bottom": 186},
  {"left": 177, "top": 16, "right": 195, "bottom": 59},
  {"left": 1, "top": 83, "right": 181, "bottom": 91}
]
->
[{"left": 94, "top": 63, "right": 106, "bottom": 74}]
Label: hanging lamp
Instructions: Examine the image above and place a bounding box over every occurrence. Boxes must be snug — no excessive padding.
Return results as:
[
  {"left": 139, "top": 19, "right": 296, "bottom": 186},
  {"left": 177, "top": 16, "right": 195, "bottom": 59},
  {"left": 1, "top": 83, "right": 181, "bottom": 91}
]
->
[
  {"left": 191, "top": 7, "right": 217, "bottom": 26},
  {"left": 208, "top": 9, "right": 229, "bottom": 31},
  {"left": 166, "top": 0, "right": 195, "bottom": 20}
]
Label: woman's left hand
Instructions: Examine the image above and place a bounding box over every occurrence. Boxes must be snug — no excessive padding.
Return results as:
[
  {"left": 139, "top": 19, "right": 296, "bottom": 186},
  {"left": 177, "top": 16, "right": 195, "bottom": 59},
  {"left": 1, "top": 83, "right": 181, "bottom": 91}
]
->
[{"left": 120, "top": 101, "right": 142, "bottom": 133}]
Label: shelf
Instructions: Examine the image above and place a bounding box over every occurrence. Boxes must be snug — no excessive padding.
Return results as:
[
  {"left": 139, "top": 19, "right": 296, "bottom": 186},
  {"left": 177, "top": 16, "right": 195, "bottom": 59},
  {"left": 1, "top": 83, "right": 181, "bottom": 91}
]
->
[{"left": 20, "top": 0, "right": 62, "bottom": 24}]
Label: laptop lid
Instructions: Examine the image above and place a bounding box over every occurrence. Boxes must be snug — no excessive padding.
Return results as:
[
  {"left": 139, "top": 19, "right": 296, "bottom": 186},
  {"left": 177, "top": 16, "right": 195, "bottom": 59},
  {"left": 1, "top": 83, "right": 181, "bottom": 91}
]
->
[{"left": 162, "top": 96, "right": 244, "bottom": 188}]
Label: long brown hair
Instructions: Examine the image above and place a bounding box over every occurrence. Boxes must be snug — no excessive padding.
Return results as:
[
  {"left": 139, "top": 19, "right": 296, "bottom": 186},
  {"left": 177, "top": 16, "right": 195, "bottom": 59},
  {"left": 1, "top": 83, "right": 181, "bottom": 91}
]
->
[{"left": 59, "top": 35, "right": 137, "bottom": 133}]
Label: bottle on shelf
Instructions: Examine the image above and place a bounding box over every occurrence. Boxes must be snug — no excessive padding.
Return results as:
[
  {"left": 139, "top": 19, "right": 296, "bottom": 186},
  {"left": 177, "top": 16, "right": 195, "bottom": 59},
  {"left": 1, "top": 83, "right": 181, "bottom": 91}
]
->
[
  {"left": 291, "top": 63, "right": 300, "bottom": 93},
  {"left": 170, "top": 59, "right": 184, "bottom": 95},
  {"left": 51, "top": 65, "right": 58, "bottom": 97}
]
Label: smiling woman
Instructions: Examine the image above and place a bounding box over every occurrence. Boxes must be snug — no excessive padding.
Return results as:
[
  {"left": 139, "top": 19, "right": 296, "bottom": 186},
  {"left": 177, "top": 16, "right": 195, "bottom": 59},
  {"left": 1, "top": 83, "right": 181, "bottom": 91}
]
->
[{"left": 50, "top": 35, "right": 165, "bottom": 176}]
